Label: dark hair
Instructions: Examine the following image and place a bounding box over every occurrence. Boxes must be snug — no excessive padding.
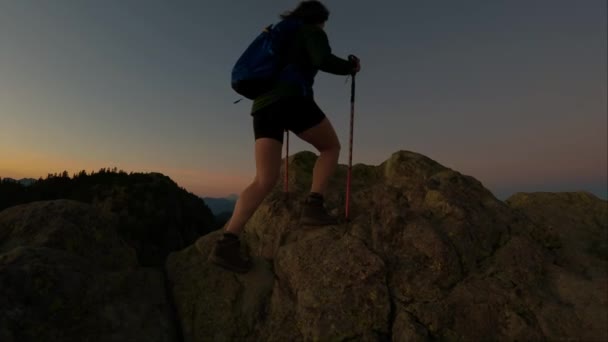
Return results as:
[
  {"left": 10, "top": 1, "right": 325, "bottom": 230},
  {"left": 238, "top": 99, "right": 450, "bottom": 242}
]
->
[{"left": 280, "top": 1, "right": 329, "bottom": 24}]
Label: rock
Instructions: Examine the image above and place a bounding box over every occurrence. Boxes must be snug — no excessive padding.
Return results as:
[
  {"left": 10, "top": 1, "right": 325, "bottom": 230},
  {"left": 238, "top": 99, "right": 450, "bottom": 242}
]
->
[
  {"left": 170, "top": 150, "right": 559, "bottom": 340},
  {"left": 0, "top": 200, "right": 178, "bottom": 342},
  {"left": 166, "top": 230, "right": 274, "bottom": 342},
  {"left": 272, "top": 229, "right": 390, "bottom": 340},
  {"left": 0, "top": 200, "right": 137, "bottom": 270},
  {"left": 507, "top": 192, "right": 608, "bottom": 341},
  {"left": 0, "top": 171, "right": 217, "bottom": 267},
  {"left": 506, "top": 192, "right": 608, "bottom": 272}
]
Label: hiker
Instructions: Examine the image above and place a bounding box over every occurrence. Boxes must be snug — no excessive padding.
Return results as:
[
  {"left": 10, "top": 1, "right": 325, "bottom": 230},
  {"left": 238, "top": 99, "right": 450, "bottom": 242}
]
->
[{"left": 209, "top": 1, "right": 361, "bottom": 273}]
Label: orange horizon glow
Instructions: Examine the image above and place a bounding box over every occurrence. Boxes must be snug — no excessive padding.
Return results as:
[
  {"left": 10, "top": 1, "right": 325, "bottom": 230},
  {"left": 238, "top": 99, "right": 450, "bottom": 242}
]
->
[
  {"left": 0, "top": 166, "right": 249, "bottom": 198},
  {"left": 0, "top": 149, "right": 251, "bottom": 198},
  {"left": 3, "top": 149, "right": 607, "bottom": 199}
]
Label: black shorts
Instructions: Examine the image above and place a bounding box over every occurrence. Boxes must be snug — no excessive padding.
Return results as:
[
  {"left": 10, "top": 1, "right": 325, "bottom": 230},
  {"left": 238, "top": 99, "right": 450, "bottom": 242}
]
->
[{"left": 252, "top": 96, "right": 326, "bottom": 143}]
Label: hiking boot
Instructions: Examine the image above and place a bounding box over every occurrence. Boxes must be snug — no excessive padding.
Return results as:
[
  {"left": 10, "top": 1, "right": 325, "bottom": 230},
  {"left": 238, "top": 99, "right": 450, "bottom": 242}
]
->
[
  {"left": 300, "top": 193, "right": 339, "bottom": 226},
  {"left": 208, "top": 233, "right": 252, "bottom": 273}
]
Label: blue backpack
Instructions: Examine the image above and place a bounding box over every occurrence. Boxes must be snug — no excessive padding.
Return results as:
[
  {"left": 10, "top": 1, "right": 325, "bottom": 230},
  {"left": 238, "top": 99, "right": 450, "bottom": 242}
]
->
[{"left": 231, "top": 19, "right": 303, "bottom": 100}]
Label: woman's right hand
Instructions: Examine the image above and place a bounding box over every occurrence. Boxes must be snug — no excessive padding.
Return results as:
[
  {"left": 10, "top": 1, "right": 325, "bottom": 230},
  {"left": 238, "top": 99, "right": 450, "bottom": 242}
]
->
[{"left": 348, "top": 55, "right": 361, "bottom": 74}]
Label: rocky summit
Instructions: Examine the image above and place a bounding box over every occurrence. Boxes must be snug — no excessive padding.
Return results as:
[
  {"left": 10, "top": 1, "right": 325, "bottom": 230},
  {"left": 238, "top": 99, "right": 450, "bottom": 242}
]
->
[
  {"left": 1, "top": 150, "right": 606, "bottom": 341},
  {"left": 166, "top": 151, "right": 608, "bottom": 341}
]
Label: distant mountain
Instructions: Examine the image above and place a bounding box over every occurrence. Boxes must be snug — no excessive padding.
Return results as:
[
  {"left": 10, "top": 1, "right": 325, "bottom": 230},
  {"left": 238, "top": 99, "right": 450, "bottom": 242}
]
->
[
  {"left": 19, "top": 178, "right": 37, "bottom": 186},
  {"left": 1, "top": 177, "right": 37, "bottom": 186},
  {"left": 202, "top": 195, "right": 237, "bottom": 215}
]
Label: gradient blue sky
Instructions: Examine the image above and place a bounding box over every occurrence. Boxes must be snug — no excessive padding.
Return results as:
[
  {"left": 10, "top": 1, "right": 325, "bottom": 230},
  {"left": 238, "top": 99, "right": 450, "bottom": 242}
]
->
[{"left": 1, "top": 0, "right": 606, "bottom": 199}]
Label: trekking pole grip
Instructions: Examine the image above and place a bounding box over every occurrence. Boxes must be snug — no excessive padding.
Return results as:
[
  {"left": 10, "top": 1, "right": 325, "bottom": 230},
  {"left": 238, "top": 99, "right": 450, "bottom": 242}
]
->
[{"left": 348, "top": 54, "right": 359, "bottom": 76}]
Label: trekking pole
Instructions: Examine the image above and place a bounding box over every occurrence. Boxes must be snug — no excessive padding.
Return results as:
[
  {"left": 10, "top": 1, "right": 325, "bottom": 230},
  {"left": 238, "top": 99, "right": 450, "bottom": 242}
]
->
[
  {"left": 284, "top": 129, "right": 289, "bottom": 200},
  {"left": 345, "top": 71, "right": 356, "bottom": 222}
]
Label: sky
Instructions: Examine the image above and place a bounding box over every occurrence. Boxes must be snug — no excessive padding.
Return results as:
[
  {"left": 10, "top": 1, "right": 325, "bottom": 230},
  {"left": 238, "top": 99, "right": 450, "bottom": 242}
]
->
[{"left": 1, "top": 0, "right": 606, "bottom": 200}]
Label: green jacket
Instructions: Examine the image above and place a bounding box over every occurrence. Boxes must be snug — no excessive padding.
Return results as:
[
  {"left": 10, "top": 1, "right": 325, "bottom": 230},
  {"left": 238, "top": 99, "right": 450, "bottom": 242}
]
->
[{"left": 252, "top": 24, "right": 355, "bottom": 113}]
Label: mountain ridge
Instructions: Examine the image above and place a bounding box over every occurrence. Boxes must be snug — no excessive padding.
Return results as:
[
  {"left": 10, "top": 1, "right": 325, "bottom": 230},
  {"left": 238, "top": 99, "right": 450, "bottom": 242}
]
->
[{"left": 201, "top": 195, "right": 237, "bottom": 215}]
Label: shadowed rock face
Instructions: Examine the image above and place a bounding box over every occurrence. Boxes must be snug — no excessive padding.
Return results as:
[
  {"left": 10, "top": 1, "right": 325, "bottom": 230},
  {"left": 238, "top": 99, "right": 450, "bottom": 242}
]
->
[
  {"left": 0, "top": 171, "right": 216, "bottom": 267},
  {"left": 166, "top": 151, "right": 608, "bottom": 341},
  {"left": 0, "top": 200, "right": 178, "bottom": 342},
  {"left": 506, "top": 192, "right": 608, "bottom": 341}
]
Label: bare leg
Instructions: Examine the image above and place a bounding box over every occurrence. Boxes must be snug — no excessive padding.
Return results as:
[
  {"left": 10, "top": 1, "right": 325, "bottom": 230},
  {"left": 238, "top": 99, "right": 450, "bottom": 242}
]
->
[
  {"left": 225, "top": 138, "right": 283, "bottom": 236},
  {"left": 297, "top": 118, "right": 341, "bottom": 196}
]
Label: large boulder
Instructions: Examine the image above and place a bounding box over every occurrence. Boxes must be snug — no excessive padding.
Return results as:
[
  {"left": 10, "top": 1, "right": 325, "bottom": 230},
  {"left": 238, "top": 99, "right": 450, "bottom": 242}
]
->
[
  {"left": 507, "top": 192, "right": 608, "bottom": 341},
  {"left": 0, "top": 171, "right": 217, "bottom": 267},
  {"left": 165, "top": 229, "right": 274, "bottom": 341},
  {"left": 166, "top": 151, "right": 608, "bottom": 341},
  {"left": 506, "top": 192, "right": 607, "bottom": 274},
  {"left": 0, "top": 200, "right": 178, "bottom": 342}
]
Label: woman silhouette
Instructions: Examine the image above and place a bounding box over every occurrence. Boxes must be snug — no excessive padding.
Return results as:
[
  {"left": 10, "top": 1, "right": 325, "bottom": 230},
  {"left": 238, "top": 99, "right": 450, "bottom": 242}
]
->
[{"left": 209, "top": 0, "right": 360, "bottom": 273}]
